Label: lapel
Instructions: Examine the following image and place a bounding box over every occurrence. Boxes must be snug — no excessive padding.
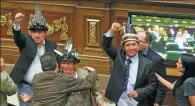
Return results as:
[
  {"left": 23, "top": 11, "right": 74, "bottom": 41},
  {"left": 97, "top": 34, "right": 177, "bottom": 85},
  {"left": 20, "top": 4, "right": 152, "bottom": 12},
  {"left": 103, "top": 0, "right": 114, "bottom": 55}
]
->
[
  {"left": 29, "top": 36, "right": 37, "bottom": 59},
  {"left": 135, "top": 53, "right": 144, "bottom": 88},
  {"left": 44, "top": 39, "right": 52, "bottom": 52},
  {"left": 146, "top": 48, "right": 152, "bottom": 59},
  {"left": 120, "top": 49, "right": 126, "bottom": 68}
]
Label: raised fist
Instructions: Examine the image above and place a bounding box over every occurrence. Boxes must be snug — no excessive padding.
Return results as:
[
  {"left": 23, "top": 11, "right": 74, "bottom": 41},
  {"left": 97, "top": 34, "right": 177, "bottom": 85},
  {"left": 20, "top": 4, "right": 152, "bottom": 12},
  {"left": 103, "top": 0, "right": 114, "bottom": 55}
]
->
[
  {"left": 14, "top": 13, "right": 25, "bottom": 24},
  {"left": 109, "top": 22, "right": 122, "bottom": 33}
]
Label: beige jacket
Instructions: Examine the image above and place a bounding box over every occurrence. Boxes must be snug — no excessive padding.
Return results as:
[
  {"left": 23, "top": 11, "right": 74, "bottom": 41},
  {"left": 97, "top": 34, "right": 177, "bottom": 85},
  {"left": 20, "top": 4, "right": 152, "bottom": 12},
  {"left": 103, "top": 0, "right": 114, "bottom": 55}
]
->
[
  {"left": 65, "top": 68, "right": 104, "bottom": 106},
  {"left": 0, "top": 71, "right": 17, "bottom": 106}
]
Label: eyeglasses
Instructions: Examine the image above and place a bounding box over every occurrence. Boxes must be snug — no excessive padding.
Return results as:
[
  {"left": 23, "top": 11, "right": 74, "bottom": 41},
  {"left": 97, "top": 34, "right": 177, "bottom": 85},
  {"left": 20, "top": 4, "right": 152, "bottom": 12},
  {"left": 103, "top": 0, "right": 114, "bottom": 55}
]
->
[{"left": 139, "top": 40, "right": 146, "bottom": 43}]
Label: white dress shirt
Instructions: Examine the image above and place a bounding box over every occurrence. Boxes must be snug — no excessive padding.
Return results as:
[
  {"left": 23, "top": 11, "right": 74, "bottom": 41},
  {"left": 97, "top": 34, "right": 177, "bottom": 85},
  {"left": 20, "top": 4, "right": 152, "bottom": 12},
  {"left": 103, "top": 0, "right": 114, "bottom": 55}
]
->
[{"left": 23, "top": 42, "right": 45, "bottom": 83}]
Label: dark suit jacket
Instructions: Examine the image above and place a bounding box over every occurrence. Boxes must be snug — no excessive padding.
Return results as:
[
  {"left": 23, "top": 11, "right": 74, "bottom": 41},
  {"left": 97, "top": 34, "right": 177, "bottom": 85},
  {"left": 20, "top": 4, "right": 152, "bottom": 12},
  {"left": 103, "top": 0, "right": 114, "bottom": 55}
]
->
[
  {"left": 10, "top": 29, "right": 57, "bottom": 84},
  {"left": 102, "top": 36, "right": 157, "bottom": 106},
  {"left": 144, "top": 49, "right": 166, "bottom": 106}
]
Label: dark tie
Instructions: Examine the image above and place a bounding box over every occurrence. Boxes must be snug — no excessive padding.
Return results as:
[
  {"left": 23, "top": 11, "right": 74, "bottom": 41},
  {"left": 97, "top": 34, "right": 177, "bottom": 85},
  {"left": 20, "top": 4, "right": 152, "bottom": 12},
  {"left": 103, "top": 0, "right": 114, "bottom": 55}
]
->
[{"left": 121, "top": 58, "right": 132, "bottom": 94}]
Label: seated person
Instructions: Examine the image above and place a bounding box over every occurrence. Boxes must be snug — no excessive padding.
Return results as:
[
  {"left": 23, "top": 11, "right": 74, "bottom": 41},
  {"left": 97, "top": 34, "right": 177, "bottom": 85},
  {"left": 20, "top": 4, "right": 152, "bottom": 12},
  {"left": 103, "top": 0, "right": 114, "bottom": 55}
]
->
[{"left": 20, "top": 52, "right": 98, "bottom": 106}]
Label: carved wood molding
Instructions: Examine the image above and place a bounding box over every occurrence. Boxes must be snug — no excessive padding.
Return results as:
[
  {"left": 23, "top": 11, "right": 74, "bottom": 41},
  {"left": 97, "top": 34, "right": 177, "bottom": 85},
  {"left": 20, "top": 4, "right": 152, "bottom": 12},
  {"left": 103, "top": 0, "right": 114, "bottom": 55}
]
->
[
  {"left": 0, "top": 13, "right": 13, "bottom": 36},
  {"left": 1, "top": 13, "right": 69, "bottom": 40},
  {"left": 28, "top": 14, "right": 69, "bottom": 40},
  {"left": 86, "top": 19, "right": 100, "bottom": 47}
]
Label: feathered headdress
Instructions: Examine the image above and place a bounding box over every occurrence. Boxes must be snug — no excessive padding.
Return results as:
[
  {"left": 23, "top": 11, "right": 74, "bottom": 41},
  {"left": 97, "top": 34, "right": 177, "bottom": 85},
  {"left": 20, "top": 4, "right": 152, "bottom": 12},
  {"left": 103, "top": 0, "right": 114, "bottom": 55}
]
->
[
  {"left": 28, "top": 4, "right": 48, "bottom": 31},
  {"left": 121, "top": 15, "right": 138, "bottom": 45},
  {"left": 54, "top": 38, "right": 80, "bottom": 64}
]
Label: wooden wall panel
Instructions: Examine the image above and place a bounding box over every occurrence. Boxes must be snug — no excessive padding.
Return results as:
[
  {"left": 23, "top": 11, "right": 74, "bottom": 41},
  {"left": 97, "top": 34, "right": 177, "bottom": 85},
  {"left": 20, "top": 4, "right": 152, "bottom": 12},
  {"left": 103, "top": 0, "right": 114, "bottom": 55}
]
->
[
  {"left": 1, "top": 0, "right": 193, "bottom": 75},
  {"left": 1, "top": 0, "right": 194, "bottom": 105},
  {"left": 0, "top": 1, "right": 111, "bottom": 75},
  {"left": 1, "top": 9, "right": 15, "bottom": 38},
  {"left": 0, "top": 1, "right": 75, "bottom": 64}
]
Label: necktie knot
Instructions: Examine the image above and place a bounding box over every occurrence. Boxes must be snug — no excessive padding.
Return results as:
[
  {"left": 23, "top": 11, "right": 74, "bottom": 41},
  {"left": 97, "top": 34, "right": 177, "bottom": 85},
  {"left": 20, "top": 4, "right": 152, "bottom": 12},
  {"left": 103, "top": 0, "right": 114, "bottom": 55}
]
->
[{"left": 126, "top": 58, "right": 132, "bottom": 65}]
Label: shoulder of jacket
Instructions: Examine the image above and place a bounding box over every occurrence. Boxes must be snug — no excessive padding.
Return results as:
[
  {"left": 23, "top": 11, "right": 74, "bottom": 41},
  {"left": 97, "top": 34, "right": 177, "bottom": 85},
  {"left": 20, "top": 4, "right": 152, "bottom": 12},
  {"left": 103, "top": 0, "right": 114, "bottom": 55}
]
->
[
  {"left": 76, "top": 68, "right": 89, "bottom": 77},
  {"left": 0, "top": 71, "right": 9, "bottom": 82},
  {"left": 149, "top": 49, "right": 164, "bottom": 60},
  {"left": 140, "top": 55, "right": 153, "bottom": 65}
]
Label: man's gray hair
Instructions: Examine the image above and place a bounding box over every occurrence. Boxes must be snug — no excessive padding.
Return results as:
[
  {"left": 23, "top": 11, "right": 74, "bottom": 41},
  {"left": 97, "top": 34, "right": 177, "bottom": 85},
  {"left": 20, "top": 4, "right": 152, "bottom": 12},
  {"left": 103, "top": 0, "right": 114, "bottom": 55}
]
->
[{"left": 40, "top": 52, "right": 57, "bottom": 71}]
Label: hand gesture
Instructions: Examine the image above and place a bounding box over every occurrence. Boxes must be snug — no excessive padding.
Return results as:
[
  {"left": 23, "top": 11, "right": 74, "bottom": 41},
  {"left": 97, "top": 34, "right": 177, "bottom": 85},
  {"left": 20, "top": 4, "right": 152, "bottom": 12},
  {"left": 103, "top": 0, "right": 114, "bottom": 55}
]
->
[
  {"left": 20, "top": 93, "right": 31, "bottom": 102},
  {"left": 14, "top": 13, "right": 25, "bottom": 24},
  {"left": 155, "top": 72, "right": 160, "bottom": 78},
  {"left": 96, "top": 99, "right": 104, "bottom": 106},
  {"left": 97, "top": 102, "right": 104, "bottom": 106},
  {"left": 154, "top": 103, "right": 160, "bottom": 106},
  {"left": 128, "top": 91, "right": 138, "bottom": 98},
  {"left": 83, "top": 66, "right": 95, "bottom": 72},
  {"left": 109, "top": 22, "right": 122, "bottom": 34}
]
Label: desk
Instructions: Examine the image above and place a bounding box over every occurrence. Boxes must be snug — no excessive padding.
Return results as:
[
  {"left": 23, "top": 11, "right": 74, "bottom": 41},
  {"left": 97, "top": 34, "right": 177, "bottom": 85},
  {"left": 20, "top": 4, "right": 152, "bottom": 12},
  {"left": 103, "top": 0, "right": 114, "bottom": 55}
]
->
[{"left": 166, "top": 67, "right": 181, "bottom": 76}]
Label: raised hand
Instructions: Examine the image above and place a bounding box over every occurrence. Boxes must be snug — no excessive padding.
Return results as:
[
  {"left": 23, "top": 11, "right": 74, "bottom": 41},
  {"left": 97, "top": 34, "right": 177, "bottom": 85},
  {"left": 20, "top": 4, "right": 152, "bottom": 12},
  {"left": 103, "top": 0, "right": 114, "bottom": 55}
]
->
[
  {"left": 128, "top": 91, "right": 138, "bottom": 98},
  {"left": 14, "top": 13, "right": 25, "bottom": 24},
  {"left": 154, "top": 103, "right": 160, "bottom": 106},
  {"left": 109, "top": 22, "right": 122, "bottom": 34},
  {"left": 83, "top": 66, "right": 96, "bottom": 72}
]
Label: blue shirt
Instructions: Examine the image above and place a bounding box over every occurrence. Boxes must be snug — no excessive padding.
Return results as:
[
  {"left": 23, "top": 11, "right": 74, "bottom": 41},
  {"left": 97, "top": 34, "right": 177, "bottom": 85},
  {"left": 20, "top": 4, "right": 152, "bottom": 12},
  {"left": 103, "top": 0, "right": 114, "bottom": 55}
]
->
[
  {"left": 143, "top": 48, "right": 149, "bottom": 56},
  {"left": 126, "top": 53, "right": 139, "bottom": 93}
]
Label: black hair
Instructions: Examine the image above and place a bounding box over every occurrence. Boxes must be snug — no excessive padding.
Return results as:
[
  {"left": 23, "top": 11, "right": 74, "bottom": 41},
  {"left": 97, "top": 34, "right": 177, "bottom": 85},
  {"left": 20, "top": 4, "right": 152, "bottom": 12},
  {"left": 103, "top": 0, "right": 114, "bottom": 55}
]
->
[
  {"left": 173, "top": 53, "right": 195, "bottom": 96},
  {"left": 145, "top": 31, "right": 152, "bottom": 45},
  {"left": 40, "top": 52, "right": 57, "bottom": 71}
]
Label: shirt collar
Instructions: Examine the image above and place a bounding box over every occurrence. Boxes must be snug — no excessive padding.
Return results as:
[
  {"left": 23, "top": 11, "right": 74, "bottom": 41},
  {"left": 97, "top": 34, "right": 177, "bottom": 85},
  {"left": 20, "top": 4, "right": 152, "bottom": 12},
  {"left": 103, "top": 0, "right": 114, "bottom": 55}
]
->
[
  {"left": 42, "top": 39, "right": 45, "bottom": 46},
  {"left": 126, "top": 53, "right": 138, "bottom": 62},
  {"left": 39, "top": 40, "right": 45, "bottom": 49},
  {"left": 143, "top": 48, "right": 149, "bottom": 56},
  {"left": 74, "top": 71, "right": 78, "bottom": 79}
]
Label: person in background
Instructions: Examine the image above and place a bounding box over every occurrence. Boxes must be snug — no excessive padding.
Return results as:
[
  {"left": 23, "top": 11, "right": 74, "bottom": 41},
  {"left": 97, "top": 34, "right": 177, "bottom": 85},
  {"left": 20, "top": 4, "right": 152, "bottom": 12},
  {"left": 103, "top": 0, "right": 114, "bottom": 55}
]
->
[
  {"left": 54, "top": 38, "right": 104, "bottom": 106},
  {"left": 156, "top": 54, "right": 195, "bottom": 106},
  {"left": 168, "top": 28, "right": 177, "bottom": 39},
  {"left": 10, "top": 4, "right": 57, "bottom": 106},
  {"left": 20, "top": 52, "right": 98, "bottom": 106},
  {"left": 1, "top": 57, "right": 17, "bottom": 106},
  {"left": 102, "top": 22, "right": 156, "bottom": 106},
  {"left": 175, "top": 30, "right": 186, "bottom": 49},
  {"left": 137, "top": 31, "right": 166, "bottom": 106},
  {"left": 150, "top": 25, "right": 161, "bottom": 42}
]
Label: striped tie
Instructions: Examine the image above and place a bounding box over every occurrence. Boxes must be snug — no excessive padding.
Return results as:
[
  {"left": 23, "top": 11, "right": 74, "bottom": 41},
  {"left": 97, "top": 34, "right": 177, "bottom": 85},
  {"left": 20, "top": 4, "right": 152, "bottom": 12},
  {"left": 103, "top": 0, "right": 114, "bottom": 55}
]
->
[{"left": 121, "top": 58, "right": 132, "bottom": 94}]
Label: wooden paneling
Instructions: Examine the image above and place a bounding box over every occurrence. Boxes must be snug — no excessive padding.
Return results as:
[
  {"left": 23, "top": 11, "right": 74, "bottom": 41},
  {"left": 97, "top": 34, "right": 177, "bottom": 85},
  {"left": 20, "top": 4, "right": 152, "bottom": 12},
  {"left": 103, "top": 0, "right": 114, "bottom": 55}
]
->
[
  {"left": 2, "top": 0, "right": 194, "bottom": 105},
  {"left": 1, "top": 0, "right": 192, "bottom": 75},
  {"left": 0, "top": 0, "right": 111, "bottom": 75}
]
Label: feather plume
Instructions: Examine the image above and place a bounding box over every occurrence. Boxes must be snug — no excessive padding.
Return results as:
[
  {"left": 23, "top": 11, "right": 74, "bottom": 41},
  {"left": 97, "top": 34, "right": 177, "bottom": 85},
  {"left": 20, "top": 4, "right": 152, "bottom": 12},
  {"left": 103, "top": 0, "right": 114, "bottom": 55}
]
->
[
  {"left": 54, "top": 49, "right": 63, "bottom": 56},
  {"left": 64, "top": 38, "right": 73, "bottom": 53}
]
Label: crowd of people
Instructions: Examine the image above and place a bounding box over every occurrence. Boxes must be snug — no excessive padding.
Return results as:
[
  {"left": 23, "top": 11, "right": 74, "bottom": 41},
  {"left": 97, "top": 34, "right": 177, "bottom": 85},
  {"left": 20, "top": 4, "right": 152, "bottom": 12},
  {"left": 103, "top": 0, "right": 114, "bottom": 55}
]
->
[
  {"left": 1, "top": 4, "right": 195, "bottom": 106},
  {"left": 134, "top": 25, "right": 195, "bottom": 58}
]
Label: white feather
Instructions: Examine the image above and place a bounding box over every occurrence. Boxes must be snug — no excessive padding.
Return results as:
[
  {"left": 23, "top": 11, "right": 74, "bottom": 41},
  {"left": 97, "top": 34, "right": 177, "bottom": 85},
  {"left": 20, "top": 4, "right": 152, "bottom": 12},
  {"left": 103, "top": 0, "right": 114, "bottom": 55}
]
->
[
  {"left": 64, "top": 38, "right": 73, "bottom": 53},
  {"left": 54, "top": 49, "right": 63, "bottom": 56}
]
